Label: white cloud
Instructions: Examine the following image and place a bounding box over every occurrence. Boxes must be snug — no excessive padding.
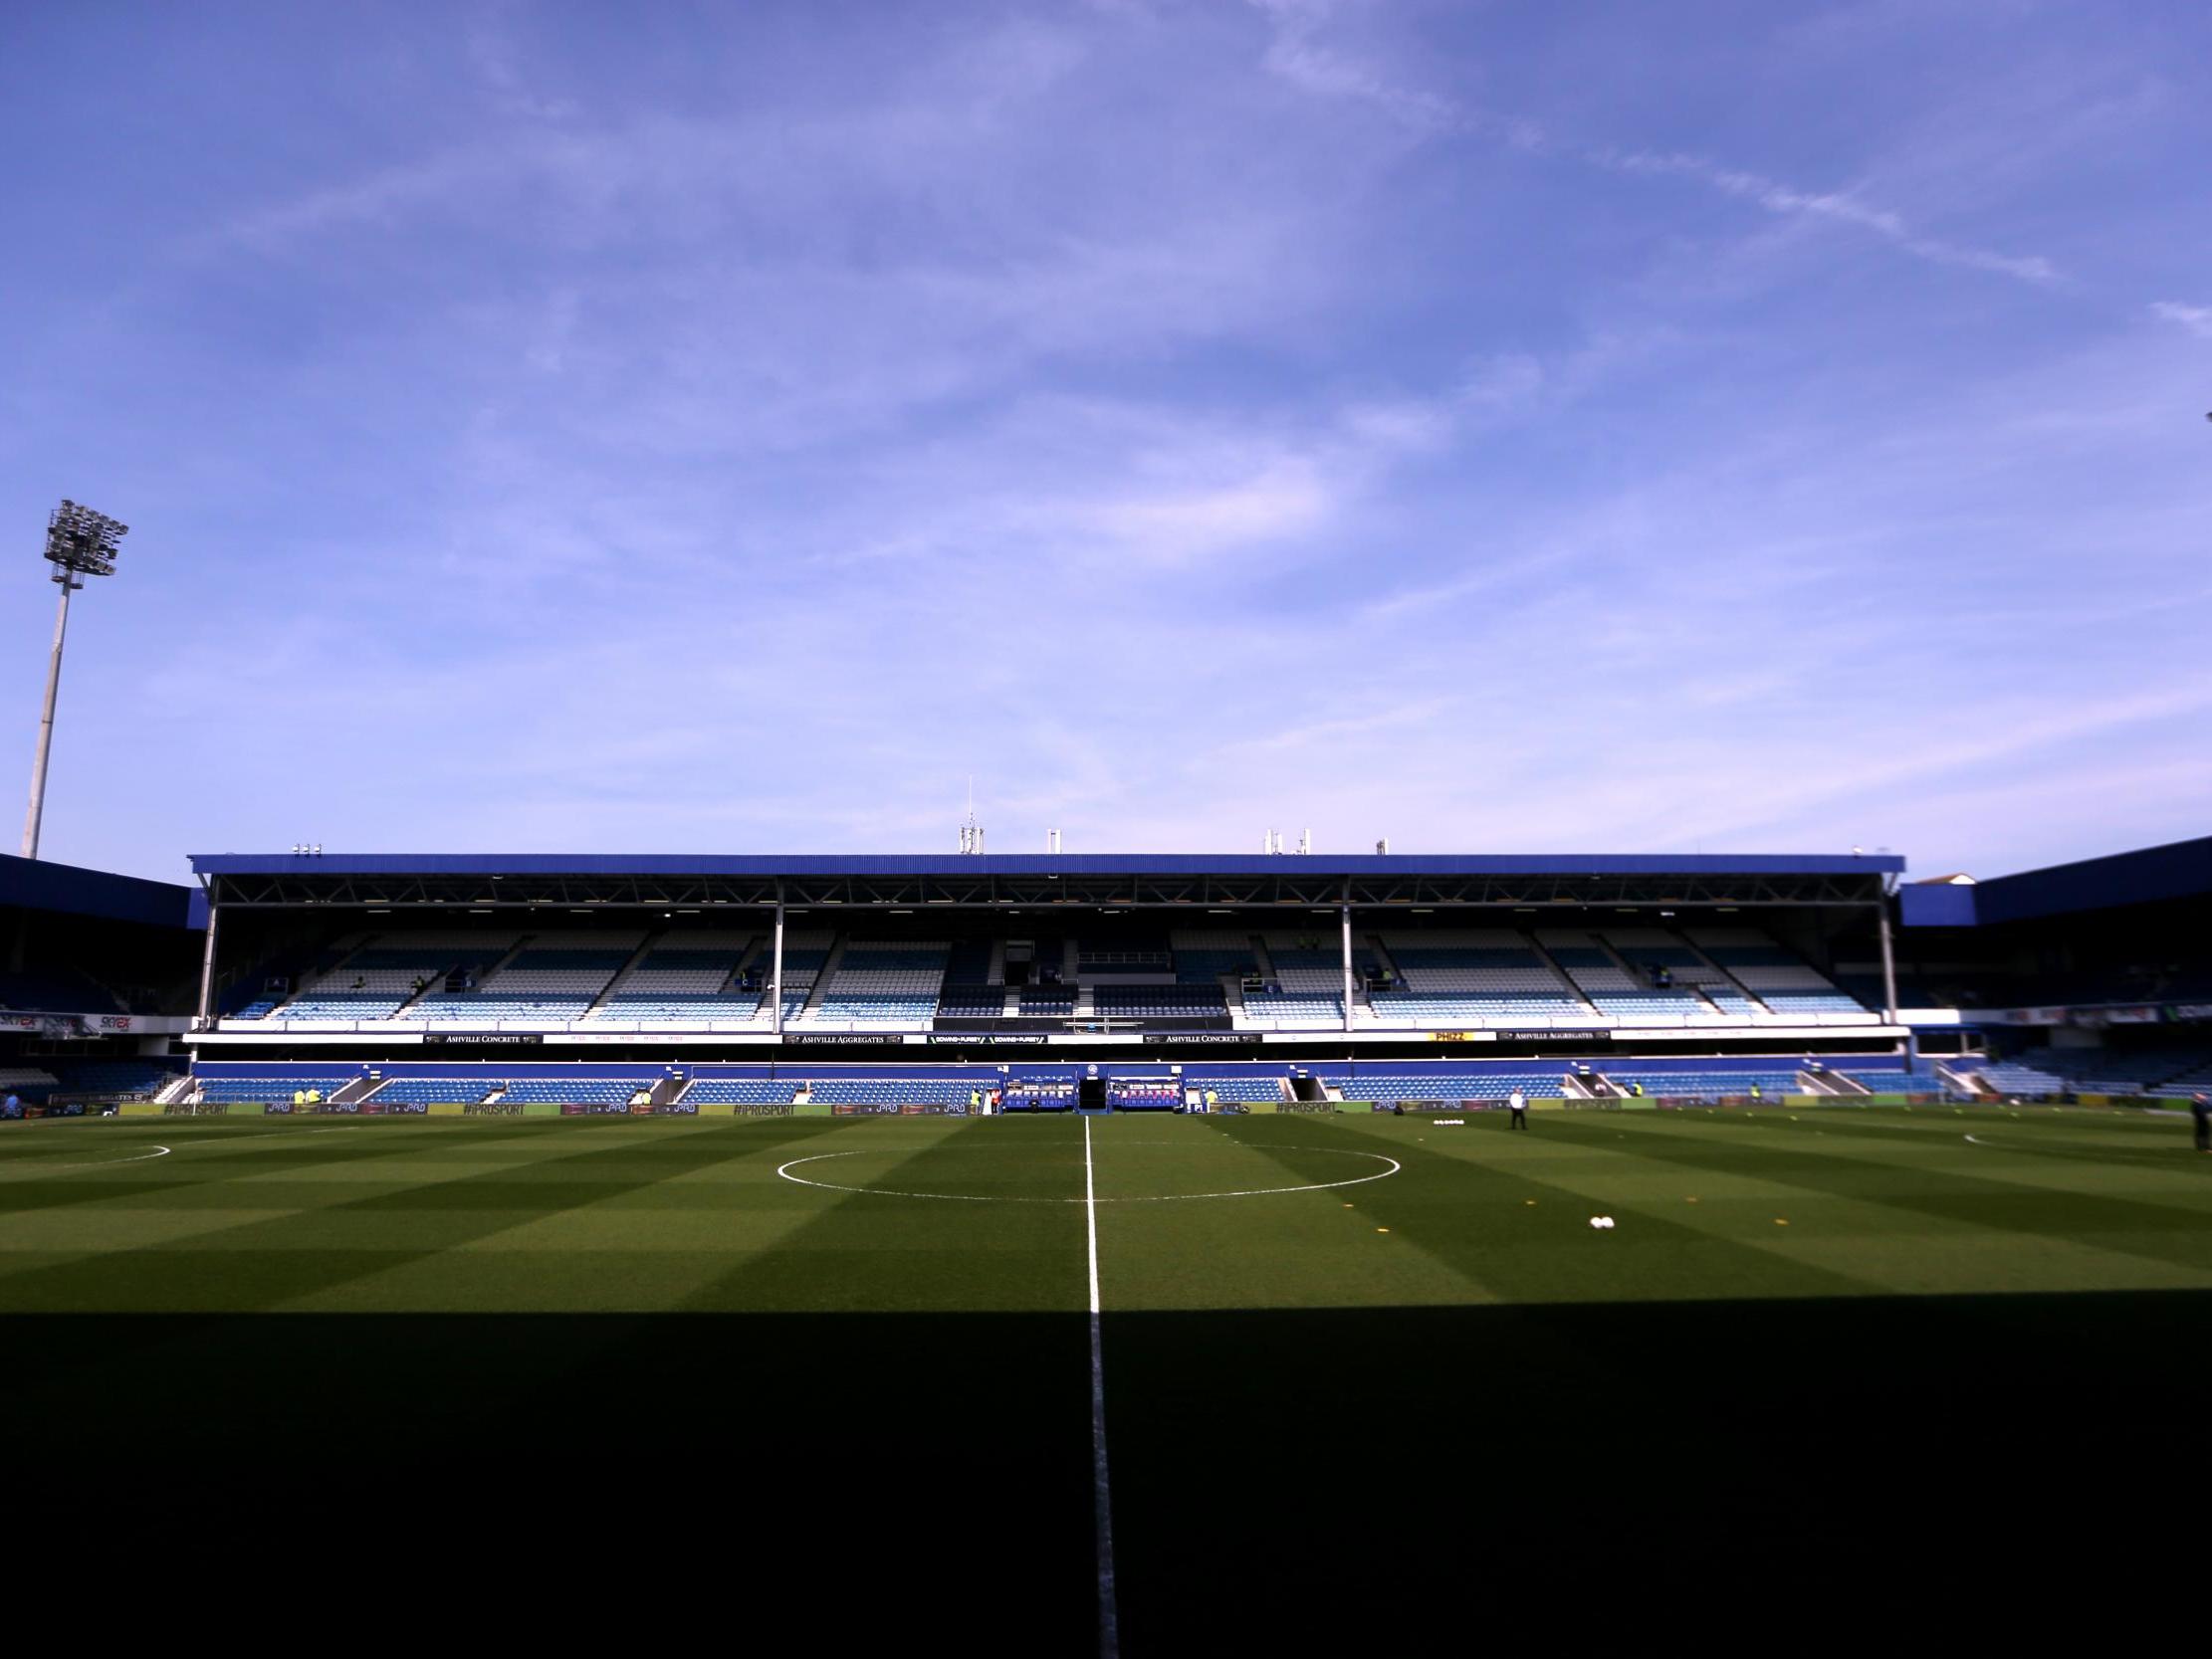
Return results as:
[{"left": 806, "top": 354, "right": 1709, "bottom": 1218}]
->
[
  {"left": 1596, "top": 150, "right": 2061, "bottom": 286},
  {"left": 2151, "top": 301, "right": 2212, "bottom": 339},
  {"left": 1244, "top": 3, "right": 2063, "bottom": 290}
]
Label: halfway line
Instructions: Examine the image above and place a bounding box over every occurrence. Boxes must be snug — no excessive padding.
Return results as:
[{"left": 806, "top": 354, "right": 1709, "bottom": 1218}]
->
[{"left": 1084, "top": 1116, "right": 1121, "bottom": 1658}]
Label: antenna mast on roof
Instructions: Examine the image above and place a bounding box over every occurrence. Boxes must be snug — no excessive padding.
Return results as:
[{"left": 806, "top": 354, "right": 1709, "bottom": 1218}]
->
[{"left": 959, "top": 776, "right": 985, "bottom": 855}]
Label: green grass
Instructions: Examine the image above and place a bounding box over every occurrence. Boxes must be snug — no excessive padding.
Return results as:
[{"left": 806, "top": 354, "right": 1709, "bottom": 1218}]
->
[
  {"left": 6, "top": 1106, "right": 2206, "bottom": 1643},
  {"left": 4, "top": 1107, "right": 2203, "bottom": 1315}
]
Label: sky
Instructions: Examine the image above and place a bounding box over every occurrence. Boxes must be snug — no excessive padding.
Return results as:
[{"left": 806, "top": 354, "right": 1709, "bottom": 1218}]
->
[{"left": 1, "top": 0, "right": 2206, "bottom": 885}]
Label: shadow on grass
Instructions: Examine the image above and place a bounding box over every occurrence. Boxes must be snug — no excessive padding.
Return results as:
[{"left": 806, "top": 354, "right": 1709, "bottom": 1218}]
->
[{"left": 7, "top": 1288, "right": 2204, "bottom": 1648}]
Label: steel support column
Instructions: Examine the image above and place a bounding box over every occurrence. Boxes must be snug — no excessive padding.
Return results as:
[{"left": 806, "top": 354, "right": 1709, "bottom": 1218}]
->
[
  {"left": 1341, "top": 889, "right": 1355, "bottom": 1035},
  {"left": 771, "top": 887, "right": 785, "bottom": 1036},
  {"left": 1877, "top": 893, "right": 1899, "bottom": 1026},
  {"left": 195, "top": 884, "right": 221, "bottom": 1028}
]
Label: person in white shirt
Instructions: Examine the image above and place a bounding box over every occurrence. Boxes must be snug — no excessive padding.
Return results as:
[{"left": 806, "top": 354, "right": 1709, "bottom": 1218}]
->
[{"left": 1508, "top": 1088, "right": 1529, "bottom": 1131}]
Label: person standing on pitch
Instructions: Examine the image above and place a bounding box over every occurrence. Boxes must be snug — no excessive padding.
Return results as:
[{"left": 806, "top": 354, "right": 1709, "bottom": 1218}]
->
[
  {"left": 1508, "top": 1087, "right": 1529, "bottom": 1131},
  {"left": 2192, "top": 1092, "right": 2210, "bottom": 1153}
]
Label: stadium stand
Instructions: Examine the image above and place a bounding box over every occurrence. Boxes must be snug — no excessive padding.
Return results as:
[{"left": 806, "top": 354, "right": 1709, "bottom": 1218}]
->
[
  {"left": 1686, "top": 929, "right": 1874, "bottom": 1017},
  {"left": 369, "top": 1078, "right": 493, "bottom": 1105},
  {"left": 198, "top": 911, "right": 1912, "bottom": 1037},
  {"left": 1838, "top": 1069, "right": 1953, "bottom": 1096},
  {"left": 1236, "top": 991, "right": 1346, "bottom": 1027},
  {"left": 48, "top": 1059, "right": 181, "bottom": 1099},
  {"left": 1170, "top": 929, "right": 1258, "bottom": 985},
  {"left": 1187, "top": 1076, "right": 1286, "bottom": 1104},
  {"left": 1371, "top": 931, "right": 1589, "bottom": 1023},
  {"left": 807, "top": 1078, "right": 977, "bottom": 1106},
  {"left": 271, "top": 933, "right": 516, "bottom": 1021},
  {"left": 1336, "top": 1071, "right": 1566, "bottom": 1103},
  {"left": 683, "top": 1079, "right": 800, "bottom": 1106},
  {"left": 1091, "top": 984, "right": 1228, "bottom": 1021},
  {"left": 1077, "top": 934, "right": 1173, "bottom": 974},
  {"left": 936, "top": 984, "right": 1010, "bottom": 1018},
  {"left": 1262, "top": 940, "right": 1378, "bottom": 994},
  {"left": 1967, "top": 1060, "right": 2066, "bottom": 1096},
  {"left": 586, "top": 931, "right": 761, "bottom": 1025},
  {"left": 406, "top": 933, "right": 638, "bottom": 1026},
  {"left": 1981, "top": 1047, "right": 2212, "bottom": 1096},
  {"left": 798, "top": 939, "right": 949, "bottom": 1028},
  {"left": 1603, "top": 1069, "right": 1805, "bottom": 1099},
  {"left": 196, "top": 1073, "right": 355, "bottom": 1105},
  {"left": 0, "top": 967, "right": 125, "bottom": 1012},
  {"left": 499, "top": 1080, "right": 643, "bottom": 1106},
  {"left": 942, "top": 939, "right": 995, "bottom": 990}
]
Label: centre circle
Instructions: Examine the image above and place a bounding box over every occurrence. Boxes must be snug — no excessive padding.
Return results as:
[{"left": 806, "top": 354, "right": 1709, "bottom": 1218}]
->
[{"left": 774, "top": 1142, "right": 1402, "bottom": 1203}]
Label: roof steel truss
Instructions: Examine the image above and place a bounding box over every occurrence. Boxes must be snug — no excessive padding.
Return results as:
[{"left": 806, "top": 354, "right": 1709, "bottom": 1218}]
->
[{"left": 205, "top": 869, "right": 1884, "bottom": 911}]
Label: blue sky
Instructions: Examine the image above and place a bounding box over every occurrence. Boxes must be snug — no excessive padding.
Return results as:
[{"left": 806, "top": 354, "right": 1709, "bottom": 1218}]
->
[{"left": 2, "top": 0, "right": 2206, "bottom": 884}]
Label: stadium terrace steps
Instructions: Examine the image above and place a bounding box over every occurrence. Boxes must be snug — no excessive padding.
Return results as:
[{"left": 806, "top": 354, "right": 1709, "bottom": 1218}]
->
[
  {"left": 1597, "top": 1069, "right": 1807, "bottom": 1100},
  {"left": 1185, "top": 1076, "right": 1288, "bottom": 1104},
  {"left": 1333, "top": 1071, "right": 1568, "bottom": 1104},
  {"left": 224, "top": 923, "right": 1883, "bottom": 1034},
  {"left": 1838, "top": 1069, "right": 1955, "bottom": 1096},
  {"left": 0, "top": 966, "right": 128, "bottom": 1014},
  {"left": 368, "top": 1078, "right": 494, "bottom": 1106},
  {"left": 269, "top": 931, "right": 519, "bottom": 1021},
  {"left": 583, "top": 930, "right": 763, "bottom": 1026},
  {"left": 1969, "top": 1061, "right": 2066, "bottom": 1095},
  {"left": 1973, "top": 1046, "right": 2212, "bottom": 1096},
  {"left": 796, "top": 937, "right": 951, "bottom": 1028},
  {"left": 681, "top": 1079, "right": 801, "bottom": 1107},
  {"left": 584, "top": 934, "right": 666, "bottom": 1013},
  {"left": 793, "top": 935, "right": 849, "bottom": 1022}
]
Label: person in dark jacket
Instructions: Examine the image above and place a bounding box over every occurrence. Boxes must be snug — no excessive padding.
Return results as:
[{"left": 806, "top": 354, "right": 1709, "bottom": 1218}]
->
[{"left": 2192, "top": 1092, "right": 2210, "bottom": 1153}]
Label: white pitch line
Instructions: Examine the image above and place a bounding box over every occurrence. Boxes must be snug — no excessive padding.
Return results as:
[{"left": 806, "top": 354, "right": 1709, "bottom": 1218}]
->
[
  {"left": 0, "top": 1143, "right": 171, "bottom": 1174},
  {"left": 1085, "top": 1115, "right": 1121, "bottom": 1659},
  {"left": 774, "top": 1145, "right": 1401, "bottom": 1203}
]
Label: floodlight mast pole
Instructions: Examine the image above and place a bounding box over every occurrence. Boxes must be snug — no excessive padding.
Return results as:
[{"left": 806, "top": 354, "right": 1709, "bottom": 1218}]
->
[
  {"left": 21, "top": 576, "right": 76, "bottom": 859},
  {"left": 21, "top": 499, "right": 126, "bottom": 862}
]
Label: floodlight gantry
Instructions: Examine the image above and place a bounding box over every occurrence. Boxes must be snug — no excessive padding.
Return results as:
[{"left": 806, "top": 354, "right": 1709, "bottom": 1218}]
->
[{"left": 23, "top": 498, "right": 128, "bottom": 860}]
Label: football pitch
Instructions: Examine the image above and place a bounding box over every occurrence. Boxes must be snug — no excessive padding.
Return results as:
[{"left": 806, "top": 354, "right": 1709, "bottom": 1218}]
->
[{"left": 6, "top": 1105, "right": 2208, "bottom": 1645}]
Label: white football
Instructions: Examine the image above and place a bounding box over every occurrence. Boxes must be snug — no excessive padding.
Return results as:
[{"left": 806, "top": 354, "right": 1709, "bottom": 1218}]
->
[{"left": 1589, "top": 1216, "right": 1606, "bottom": 1229}]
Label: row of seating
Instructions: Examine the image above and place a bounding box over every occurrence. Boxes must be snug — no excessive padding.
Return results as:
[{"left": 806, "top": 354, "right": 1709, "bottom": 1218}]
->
[
  {"left": 1338, "top": 1073, "right": 1566, "bottom": 1101},
  {"left": 1604, "top": 1070, "right": 1805, "bottom": 1097},
  {"left": 500, "top": 1081, "right": 640, "bottom": 1105},
  {"left": 239, "top": 921, "right": 1880, "bottom": 1027}
]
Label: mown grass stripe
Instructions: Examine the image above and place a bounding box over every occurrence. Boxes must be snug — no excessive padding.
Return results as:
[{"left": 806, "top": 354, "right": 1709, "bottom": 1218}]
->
[
  {"left": 0, "top": 1118, "right": 855, "bottom": 1313},
  {"left": 1205, "top": 1112, "right": 1876, "bottom": 1307},
  {"left": 1571, "top": 1114, "right": 2212, "bottom": 1277}
]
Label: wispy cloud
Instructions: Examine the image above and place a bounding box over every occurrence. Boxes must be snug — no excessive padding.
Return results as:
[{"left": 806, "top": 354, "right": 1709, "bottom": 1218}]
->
[
  {"left": 4, "top": 0, "right": 2206, "bottom": 879},
  {"left": 1246, "top": 0, "right": 2063, "bottom": 290},
  {"left": 1591, "top": 149, "right": 2061, "bottom": 286},
  {"left": 2151, "top": 301, "right": 2212, "bottom": 339}
]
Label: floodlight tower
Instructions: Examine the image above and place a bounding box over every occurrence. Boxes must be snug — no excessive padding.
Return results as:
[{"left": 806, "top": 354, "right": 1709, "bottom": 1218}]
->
[{"left": 22, "top": 499, "right": 127, "bottom": 860}]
